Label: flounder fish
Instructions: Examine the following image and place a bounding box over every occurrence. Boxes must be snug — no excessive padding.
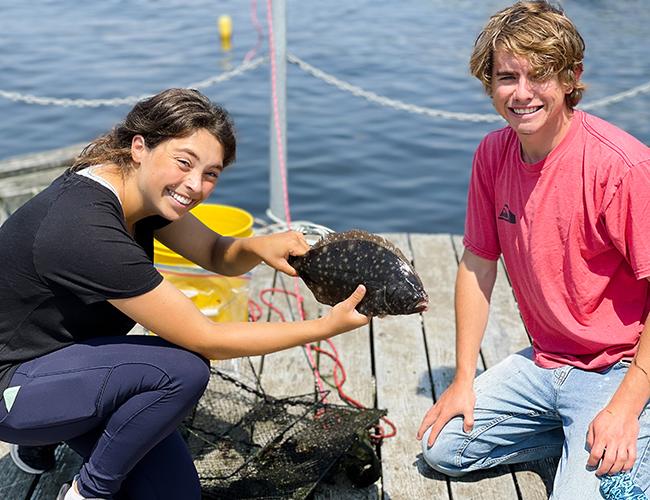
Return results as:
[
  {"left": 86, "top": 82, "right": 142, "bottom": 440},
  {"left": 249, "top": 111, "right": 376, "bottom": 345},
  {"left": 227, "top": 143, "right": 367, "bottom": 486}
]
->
[{"left": 288, "top": 230, "right": 429, "bottom": 316}]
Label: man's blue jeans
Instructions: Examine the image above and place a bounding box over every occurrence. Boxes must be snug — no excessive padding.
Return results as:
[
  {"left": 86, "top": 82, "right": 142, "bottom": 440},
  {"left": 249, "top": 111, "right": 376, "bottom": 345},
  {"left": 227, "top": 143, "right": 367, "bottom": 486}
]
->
[{"left": 421, "top": 347, "right": 650, "bottom": 499}]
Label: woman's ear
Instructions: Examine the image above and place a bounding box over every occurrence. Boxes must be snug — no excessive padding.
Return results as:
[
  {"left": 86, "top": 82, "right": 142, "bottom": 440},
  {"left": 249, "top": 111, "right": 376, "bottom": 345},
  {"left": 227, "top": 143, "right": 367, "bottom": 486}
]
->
[{"left": 131, "top": 135, "right": 147, "bottom": 164}]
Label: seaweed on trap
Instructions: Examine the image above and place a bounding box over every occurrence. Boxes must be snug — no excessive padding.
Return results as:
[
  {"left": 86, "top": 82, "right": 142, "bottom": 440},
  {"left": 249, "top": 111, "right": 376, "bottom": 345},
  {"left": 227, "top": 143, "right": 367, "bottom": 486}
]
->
[{"left": 181, "top": 368, "right": 386, "bottom": 499}]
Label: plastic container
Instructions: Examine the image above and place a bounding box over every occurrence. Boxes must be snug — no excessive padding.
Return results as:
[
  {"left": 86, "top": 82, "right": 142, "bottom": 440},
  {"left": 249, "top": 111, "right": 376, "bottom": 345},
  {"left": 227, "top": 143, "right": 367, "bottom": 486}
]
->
[
  {"left": 154, "top": 204, "right": 254, "bottom": 267},
  {"left": 154, "top": 204, "right": 253, "bottom": 323},
  {"left": 156, "top": 266, "right": 250, "bottom": 323}
]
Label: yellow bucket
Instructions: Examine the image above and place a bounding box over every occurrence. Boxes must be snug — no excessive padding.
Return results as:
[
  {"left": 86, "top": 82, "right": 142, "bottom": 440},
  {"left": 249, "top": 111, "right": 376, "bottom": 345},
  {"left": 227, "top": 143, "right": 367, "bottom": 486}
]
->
[
  {"left": 157, "top": 268, "right": 250, "bottom": 323},
  {"left": 154, "top": 204, "right": 254, "bottom": 267},
  {"left": 154, "top": 204, "right": 254, "bottom": 323}
]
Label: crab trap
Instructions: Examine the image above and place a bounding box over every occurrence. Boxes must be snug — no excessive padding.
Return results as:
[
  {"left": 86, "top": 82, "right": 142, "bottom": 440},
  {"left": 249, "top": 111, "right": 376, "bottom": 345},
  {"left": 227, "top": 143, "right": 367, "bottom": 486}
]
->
[{"left": 181, "top": 368, "right": 386, "bottom": 499}]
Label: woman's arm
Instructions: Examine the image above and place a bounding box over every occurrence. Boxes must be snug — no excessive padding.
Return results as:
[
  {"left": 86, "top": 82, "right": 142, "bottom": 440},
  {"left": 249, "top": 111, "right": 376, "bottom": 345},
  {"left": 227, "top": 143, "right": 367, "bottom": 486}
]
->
[
  {"left": 154, "top": 214, "right": 309, "bottom": 276},
  {"left": 109, "top": 279, "right": 368, "bottom": 360}
]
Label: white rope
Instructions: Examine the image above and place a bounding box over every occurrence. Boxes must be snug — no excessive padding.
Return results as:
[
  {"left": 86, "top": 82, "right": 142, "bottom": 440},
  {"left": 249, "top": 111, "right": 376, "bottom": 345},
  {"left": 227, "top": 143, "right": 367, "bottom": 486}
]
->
[
  {"left": 0, "top": 57, "right": 265, "bottom": 108},
  {"left": 255, "top": 209, "right": 334, "bottom": 243},
  {"left": 1, "top": 51, "right": 648, "bottom": 119},
  {"left": 287, "top": 53, "right": 503, "bottom": 123},
  {"left": 579, "top": 80, "right": 650, "bottom": 110},
  {"left": 288, "top": 52, "right": 650, "bottom": 120},
  {"left": 187, "top": 57, "right": 265, "bottom": 89}
]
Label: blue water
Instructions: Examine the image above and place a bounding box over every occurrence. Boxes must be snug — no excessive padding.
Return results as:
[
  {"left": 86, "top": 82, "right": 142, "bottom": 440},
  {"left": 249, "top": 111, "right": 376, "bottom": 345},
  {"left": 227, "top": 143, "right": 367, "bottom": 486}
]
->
[{"left": 1, "top": 0, "right": 648, "bottom": 234}]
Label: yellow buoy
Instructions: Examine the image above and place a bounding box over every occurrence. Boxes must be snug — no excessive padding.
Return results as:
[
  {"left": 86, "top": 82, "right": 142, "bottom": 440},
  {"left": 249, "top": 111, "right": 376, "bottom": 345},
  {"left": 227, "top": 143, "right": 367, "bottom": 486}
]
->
[{"left": 218, "top": 14, "right": 233, "bottom": 51}]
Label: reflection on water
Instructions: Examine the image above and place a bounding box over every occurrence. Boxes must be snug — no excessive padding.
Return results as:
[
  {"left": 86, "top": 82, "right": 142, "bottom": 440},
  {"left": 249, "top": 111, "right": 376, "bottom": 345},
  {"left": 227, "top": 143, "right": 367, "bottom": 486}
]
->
[{"left": 0, "top": 0, "right": 648, "bottom": 233}]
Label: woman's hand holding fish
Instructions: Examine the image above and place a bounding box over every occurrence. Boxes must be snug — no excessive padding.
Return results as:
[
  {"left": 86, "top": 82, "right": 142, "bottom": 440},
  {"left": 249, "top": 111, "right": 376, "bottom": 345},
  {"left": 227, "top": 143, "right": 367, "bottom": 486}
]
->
[
  {"left": 246, "top": 231, "right": 311, "bottom": 276},
  {"left": 416, "top": 379, "right": 476, "bottom": 447},
  {"left": 321, "top": 285, "right": 370, "bottom": 336}
]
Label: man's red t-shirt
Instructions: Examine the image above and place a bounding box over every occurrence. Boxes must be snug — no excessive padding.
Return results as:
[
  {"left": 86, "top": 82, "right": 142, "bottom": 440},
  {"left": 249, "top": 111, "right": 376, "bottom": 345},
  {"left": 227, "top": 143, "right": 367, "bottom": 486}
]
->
[{"left": 464, "top": 110, "right": 650, "bottom": 370}]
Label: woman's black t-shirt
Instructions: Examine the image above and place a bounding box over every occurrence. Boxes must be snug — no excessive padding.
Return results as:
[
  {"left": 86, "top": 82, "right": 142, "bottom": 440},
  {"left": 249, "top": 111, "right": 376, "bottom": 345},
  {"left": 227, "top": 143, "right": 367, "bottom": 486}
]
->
[{"left": 0, "top": 171, "right": 169, "bottom": 396}]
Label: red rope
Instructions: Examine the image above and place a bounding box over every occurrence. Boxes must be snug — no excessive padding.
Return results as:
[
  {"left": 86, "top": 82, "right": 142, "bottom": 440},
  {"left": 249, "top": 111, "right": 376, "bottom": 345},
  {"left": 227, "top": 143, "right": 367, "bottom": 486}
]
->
[
  {"left": 265, "top": 0, "right": 291, "bottom": 227},
  {"left": 265, "top": 0, "right": 326, "bottom": 400},
  {"left": 311, "top": 343, "right": 397, "bottom": 440},
  {"left": 248, "top": 298, "right": 263, "bottom": 322},
  {"left": 248, "top": 289, "right": 397, "bottom": 442},
  {"left": 258, "top": 287, "right": 303, "bottom": 322},
  {"left": 255, "top": 0, "right": 395, "bottom": 442},
  {"left": 243, "top": 0, "right": 264, "bottom": 63}
]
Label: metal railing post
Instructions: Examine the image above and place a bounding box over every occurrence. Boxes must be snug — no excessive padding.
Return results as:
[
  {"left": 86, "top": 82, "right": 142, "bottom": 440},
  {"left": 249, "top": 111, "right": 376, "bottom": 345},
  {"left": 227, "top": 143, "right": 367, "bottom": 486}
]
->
[{"left": 268, "top": 0, "right": 287, "bottom": 224}]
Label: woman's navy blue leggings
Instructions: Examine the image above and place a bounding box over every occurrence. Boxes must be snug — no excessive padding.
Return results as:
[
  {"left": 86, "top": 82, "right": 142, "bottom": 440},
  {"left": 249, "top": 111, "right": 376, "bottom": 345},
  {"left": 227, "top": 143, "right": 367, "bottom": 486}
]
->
[{"left": 0, "top": 335, "right": 210, "bottom": 499}]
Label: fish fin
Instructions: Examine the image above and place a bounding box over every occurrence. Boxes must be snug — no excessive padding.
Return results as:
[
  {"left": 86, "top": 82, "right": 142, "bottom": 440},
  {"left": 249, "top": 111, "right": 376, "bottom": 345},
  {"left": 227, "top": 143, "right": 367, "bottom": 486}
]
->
[{"left": 313, "top": 229, "right": 410, "bottom": 263}]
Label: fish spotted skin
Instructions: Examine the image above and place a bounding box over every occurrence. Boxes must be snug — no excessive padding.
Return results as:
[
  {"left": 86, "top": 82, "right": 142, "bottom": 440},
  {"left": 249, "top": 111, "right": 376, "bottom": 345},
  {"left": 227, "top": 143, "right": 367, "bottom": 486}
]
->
[{"left": 288, "top": 230, "right": 429, "bottom": 317}]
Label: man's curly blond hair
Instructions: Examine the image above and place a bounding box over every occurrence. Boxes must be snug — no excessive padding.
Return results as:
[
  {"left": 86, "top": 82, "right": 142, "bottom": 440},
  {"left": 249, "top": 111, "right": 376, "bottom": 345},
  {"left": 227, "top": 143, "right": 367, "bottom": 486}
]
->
[{"left": 469, "top": 1, "right": 586, "bottom": 108}]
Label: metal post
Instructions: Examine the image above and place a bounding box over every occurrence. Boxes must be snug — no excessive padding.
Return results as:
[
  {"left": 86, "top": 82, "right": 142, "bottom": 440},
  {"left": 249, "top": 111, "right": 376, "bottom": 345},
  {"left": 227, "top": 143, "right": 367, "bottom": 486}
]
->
[{"left": 268, "top": 0, "right": 287, "bottom": 224}]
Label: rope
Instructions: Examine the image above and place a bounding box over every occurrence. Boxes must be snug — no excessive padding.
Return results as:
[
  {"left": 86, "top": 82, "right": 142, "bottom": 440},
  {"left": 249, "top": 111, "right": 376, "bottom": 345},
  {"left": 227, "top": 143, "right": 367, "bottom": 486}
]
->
[
  {"left": 265, "top": 0, "right": 328, "bottom": 402},
  {"left": 579, "top": 80, "right": 650, "bottom": 110},
  {"left": 247, "top": 288, "right": 397, "bottom": 440},
  {"left": 287, "top": 52, "right": 650, "bottom": 119},
  {"left": 249, "top": 212, "right": 397, "bottom": 441},
  {"left": 0, "top": 57, "right": 265, "bottom": 108},
  {"left": 311, "top": 343, "right": 397, "bottom": 440},
  {"left": 2, "top": 51, "right": 648, "bottom": 118},
  {"left": 243, "top": 0, "right": 265, "bottom": 63},
  {"left": 287, "top": 53, "right": 503, "bottom": 123}
]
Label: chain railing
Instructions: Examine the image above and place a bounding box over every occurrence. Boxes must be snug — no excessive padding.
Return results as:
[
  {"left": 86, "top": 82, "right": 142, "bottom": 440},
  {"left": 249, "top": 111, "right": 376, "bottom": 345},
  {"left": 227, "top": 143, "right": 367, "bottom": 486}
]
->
[
  {"left": 287, "top": 53, "right": 503, "bottom": 123},
  {"left": 287, "top": 53, "right": 650, "bottom": 120},
  {"left": 0, "top": 57, "right": 265, "bottom": 108},
  {"left": 1, "top": 52, "right": 648, "bottom": 120},
  {"left": 579, "top": 80, "right": 650, "bottom": 111}
]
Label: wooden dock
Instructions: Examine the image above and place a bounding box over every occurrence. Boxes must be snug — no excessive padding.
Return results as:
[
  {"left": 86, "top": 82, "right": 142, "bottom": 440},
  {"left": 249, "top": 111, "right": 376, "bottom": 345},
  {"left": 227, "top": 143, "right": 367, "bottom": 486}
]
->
[
  {"left": 0, "top": 151, "right": 558, "bottom": 498},
  {"left": 0, "top": 235, "right": 558, "bottom": 499}
]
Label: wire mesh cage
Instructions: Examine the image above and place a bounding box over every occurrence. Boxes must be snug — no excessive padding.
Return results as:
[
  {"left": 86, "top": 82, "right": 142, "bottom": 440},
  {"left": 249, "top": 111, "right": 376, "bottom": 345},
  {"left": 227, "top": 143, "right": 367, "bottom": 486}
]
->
[{"left": 181, "top": 368, "right": 386, "bottom": 499}]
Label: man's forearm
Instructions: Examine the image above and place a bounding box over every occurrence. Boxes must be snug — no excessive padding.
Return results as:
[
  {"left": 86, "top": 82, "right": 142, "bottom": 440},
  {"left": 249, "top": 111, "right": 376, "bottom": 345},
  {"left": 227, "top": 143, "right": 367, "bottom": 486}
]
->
[
  {"left": 607, "top": 320, "right": 650, "bottom": 417},
  {"left": 454, "top": 250, "right": 497, "bottom": 384}
]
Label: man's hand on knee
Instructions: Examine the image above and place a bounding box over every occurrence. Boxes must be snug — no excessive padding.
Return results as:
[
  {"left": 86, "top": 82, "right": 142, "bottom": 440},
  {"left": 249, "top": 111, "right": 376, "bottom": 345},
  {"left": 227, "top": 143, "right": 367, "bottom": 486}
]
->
[{"left": 417, "top": 379, "right": 476, "bottom": 447}]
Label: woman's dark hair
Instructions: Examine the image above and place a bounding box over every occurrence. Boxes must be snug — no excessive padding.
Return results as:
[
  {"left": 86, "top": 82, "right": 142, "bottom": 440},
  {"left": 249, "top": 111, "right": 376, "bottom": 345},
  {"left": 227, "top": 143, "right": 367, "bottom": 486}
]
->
[{"left": 71, "top": 88, "right": 236, "bottom": 172}]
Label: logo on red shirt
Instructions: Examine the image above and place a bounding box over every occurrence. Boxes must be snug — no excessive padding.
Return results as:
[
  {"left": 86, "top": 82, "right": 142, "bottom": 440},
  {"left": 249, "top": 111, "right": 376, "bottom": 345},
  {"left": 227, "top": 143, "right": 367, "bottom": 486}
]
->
[{"left": 498, "top": 204, "right": 516, "bottom": 224}]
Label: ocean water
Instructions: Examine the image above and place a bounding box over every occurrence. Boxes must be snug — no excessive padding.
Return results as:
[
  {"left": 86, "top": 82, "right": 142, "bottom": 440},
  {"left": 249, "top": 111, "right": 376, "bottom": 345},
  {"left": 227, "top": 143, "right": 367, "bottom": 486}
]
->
[{"left": 1, "top": 0, "right": 648, "bottom": 234}]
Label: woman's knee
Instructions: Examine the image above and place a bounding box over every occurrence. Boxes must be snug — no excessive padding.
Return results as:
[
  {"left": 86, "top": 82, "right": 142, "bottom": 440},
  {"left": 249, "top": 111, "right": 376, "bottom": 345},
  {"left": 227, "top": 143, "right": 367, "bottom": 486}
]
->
[
  {"left": 163, "top": 349, "right": 210, "bottom": 400},
  {"left": 123, "top": 340, "right": 210, "bottom": 405}
]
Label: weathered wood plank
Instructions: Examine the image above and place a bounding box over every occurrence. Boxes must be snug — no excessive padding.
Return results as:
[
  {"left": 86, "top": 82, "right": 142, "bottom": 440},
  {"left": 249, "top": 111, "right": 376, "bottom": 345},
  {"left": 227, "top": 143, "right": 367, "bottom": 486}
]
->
[
  {"left": 414, "top": 233, "right": 518, "bottom": 500},
  {"left": 249, "top": 265, "right": 380, "bottom": 499},
  {"left": 0, "top": 168, "right": 65, "bottom": 199},
  {"left": 256, "top": 269, "right": 321, "bottom": 398},
  {"left": 311, "top": 291, "right": 379, "bottom": 499},
  {"left": 451, "top": 235, "right": 557, "bottom": 499},
  {"left": 0, "top": 143, "right": 83, "bottom": 178},
  {"left": 0, "top": 442, "right": 39, "bottom": 500},
  {"left": 374, "top": 233, "right": 449, "bottom": 500},
  {"left": 412, "top": 234, "right": 458, "bottom": 401},
  {"left": 30, "top": 445, "right": 82, "bottom": 500}
]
